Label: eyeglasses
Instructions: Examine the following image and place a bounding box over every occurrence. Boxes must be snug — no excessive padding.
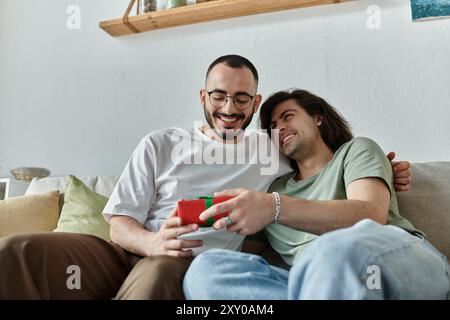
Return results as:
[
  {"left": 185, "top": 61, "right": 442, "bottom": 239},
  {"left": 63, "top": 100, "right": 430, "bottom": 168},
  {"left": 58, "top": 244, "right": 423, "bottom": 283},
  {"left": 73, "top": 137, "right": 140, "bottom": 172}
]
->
[{"left": 205, "top": 90, "right": 255, "bottom": 110}]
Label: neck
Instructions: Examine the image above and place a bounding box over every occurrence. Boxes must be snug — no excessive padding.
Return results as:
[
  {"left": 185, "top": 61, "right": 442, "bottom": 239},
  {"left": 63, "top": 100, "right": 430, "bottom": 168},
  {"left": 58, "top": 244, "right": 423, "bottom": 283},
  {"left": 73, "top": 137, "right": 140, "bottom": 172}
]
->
[{"left": 294, "top": 139, "right": 334, "bottom": 181}]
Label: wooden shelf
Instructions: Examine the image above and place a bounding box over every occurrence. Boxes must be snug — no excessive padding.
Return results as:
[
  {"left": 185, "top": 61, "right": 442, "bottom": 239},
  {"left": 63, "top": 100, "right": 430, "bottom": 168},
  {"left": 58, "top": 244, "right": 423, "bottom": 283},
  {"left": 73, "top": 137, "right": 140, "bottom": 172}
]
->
[{"left": 100, "top": 0, "right": 352, "bottom": 37}]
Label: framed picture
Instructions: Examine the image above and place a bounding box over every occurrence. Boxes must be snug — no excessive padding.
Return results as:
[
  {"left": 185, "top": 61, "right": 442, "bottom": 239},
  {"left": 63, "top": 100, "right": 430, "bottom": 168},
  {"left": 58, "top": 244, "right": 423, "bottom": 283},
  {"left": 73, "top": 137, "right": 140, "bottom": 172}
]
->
[{"left": 410, "top": 0, "right": 450, "bottom": 21}]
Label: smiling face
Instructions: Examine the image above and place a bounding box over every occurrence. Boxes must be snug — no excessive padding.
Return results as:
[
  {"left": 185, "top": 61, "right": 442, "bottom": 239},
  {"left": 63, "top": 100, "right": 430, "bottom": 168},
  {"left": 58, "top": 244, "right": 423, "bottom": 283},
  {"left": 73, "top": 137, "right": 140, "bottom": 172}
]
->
[
  {"left": 200, "top": 63, "right": 262, "bottom": 140},
  {"left": 270, "top": 99, "right": 323, "bottom": 159}
]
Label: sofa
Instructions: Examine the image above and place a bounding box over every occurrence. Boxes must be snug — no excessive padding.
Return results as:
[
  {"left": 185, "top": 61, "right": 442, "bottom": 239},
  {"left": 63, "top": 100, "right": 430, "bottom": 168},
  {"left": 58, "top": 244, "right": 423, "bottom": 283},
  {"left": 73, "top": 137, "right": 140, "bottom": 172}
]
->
[{"left": 5, "top": 162, "right": 450, "bottom": 259}]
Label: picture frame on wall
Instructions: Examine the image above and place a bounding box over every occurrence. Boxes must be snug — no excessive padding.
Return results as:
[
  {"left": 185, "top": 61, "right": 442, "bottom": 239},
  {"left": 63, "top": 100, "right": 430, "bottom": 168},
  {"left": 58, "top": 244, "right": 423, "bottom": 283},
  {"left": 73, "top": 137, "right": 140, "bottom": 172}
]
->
[{"left": 410, "top": 0, "right": 450, "bottom": 21}]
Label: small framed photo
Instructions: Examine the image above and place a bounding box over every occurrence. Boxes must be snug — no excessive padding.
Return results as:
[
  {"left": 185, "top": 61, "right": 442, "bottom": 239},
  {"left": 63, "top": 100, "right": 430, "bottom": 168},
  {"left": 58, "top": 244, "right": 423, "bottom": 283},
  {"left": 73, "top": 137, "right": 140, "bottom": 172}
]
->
[{"left": 410, "top": 0, "right": 450, "bottom": 22}]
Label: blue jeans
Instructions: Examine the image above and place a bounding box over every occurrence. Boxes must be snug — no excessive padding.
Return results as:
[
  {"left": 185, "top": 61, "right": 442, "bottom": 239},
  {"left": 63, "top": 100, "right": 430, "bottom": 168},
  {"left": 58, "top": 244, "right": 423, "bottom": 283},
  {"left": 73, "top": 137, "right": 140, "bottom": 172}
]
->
[{"left": 183, "top": 219, "right": 450, "bottom": 299}]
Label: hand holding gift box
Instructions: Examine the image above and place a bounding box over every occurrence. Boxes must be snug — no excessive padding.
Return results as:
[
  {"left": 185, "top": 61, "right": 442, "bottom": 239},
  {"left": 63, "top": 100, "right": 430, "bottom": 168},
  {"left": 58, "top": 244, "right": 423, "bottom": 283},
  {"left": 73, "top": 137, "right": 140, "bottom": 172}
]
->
[{"left": 177, "top": 196, "right": 234, "bottom": 227}]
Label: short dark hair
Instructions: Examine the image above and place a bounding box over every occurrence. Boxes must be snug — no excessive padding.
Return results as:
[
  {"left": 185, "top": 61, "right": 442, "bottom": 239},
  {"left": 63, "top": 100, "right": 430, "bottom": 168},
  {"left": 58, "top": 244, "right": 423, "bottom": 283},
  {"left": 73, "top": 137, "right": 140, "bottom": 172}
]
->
[
  {"left": 259, "top": 89, "right": 353, "bottom": 153},
  {"left": 206, "top": 55, "right": 259, "bottom": 86}
]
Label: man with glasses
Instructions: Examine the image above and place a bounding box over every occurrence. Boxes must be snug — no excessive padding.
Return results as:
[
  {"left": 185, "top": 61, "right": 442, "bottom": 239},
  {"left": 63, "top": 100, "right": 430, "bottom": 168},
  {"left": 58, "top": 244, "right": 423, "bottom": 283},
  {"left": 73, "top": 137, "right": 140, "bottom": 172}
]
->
[
  {"left": 0, "top": 55, "right": 412, "bottom": 300},
  {"left": 204, "top": 89, "right": 256, "bottom": 132}
]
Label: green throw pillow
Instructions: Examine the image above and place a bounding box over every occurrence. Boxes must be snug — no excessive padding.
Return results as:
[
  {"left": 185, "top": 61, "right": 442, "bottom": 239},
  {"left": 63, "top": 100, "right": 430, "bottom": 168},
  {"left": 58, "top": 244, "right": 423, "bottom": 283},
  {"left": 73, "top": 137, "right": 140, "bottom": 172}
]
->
[{"left": 55, "top": 175, "right": 110, "bottom": 241}]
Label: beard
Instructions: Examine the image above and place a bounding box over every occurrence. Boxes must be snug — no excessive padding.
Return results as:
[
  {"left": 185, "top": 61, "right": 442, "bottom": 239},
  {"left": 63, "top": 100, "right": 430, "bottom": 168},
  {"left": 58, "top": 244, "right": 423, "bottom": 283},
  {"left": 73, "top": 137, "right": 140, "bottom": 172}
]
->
[
  {"left": 283, "top": 143, "right": 301, "bottom": 158},
  {"left": 203, "top": 105, "right": 255, "bottom": 141},
  {"left": 280, "top": 132, "right": 303, "bottom": 159},
  {"left": 283, "top": 135, "right": 315, "bottom": 161}
]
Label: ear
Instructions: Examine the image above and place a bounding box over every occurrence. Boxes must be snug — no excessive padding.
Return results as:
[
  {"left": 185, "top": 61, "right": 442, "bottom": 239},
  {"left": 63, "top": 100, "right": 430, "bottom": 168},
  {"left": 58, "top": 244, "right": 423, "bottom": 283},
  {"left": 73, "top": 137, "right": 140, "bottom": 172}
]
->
[
  {"left": 200, "top": 89, "right": 206, "bottom": 106},
  {"left": 252, "top": 94, "right": 263, "bottom": 114},
  {"left": 316, "top": 115, "right": 323, "bottom": 126}
]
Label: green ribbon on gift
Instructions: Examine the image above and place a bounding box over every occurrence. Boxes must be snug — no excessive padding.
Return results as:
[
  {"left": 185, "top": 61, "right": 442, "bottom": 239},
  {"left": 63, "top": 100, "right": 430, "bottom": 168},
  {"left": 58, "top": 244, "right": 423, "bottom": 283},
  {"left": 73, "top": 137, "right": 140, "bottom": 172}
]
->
[{"left": 198, "top": 196, "right": 216, "bottom": 226}]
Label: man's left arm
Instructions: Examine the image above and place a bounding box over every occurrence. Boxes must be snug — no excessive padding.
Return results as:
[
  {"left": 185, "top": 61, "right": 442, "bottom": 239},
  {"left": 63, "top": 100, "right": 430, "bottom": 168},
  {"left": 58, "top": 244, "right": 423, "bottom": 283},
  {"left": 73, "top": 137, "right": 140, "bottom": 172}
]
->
[
  {"left": 199, "top": 177, "right": 390, "bottom": 236},
  {"left": 200, "top": 145, "right": 407, "bottom": 236},
  {"left": 270, "top": 177, "right": 390, "bottom": 235}
]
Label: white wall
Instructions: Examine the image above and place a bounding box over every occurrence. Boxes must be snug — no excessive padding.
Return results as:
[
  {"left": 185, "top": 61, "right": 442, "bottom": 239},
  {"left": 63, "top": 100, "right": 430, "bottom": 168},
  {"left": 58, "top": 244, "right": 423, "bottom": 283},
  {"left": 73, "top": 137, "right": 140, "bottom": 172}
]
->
[{"left": 1, "top": 0, "right": 449, "bottom": 177}]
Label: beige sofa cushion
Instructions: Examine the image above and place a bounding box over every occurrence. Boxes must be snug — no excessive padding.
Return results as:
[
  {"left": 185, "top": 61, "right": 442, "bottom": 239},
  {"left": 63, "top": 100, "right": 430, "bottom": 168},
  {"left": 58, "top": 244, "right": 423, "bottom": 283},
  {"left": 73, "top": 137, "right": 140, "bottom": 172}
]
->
[
  {"left": 0, "top": 191, "right": 60, "bottom": 237},
  {"left": 397, "top": 162, "right": 450, "bottom": 258}
]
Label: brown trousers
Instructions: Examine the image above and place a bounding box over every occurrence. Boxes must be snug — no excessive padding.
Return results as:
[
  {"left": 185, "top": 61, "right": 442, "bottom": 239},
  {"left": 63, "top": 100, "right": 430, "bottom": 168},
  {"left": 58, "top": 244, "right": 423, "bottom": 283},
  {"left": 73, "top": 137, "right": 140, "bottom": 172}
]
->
[{"left": 0, "top": 232, "right": 192, "bottom": 300}]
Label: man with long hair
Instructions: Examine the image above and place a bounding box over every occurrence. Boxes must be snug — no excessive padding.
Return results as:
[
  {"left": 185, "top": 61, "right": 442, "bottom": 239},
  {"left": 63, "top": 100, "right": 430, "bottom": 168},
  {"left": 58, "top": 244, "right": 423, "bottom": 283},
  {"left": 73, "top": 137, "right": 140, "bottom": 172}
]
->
[{"left": 183, "top": 89, "right": 449, "bottom": 299}]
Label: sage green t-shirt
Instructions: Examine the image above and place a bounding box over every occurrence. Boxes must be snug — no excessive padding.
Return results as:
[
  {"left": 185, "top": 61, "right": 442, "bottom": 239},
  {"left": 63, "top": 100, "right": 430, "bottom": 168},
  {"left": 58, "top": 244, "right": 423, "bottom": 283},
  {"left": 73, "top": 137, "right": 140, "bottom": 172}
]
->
[{"left": 265, "top": 137, "right": 424, "bottom": 266}]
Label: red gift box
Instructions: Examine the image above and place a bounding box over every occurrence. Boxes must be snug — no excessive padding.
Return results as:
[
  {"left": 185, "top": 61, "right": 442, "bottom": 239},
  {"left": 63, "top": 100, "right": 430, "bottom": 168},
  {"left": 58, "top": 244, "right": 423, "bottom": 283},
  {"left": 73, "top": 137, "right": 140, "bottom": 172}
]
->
[{"left": 177, "top": 196, "right": 234, "bottom": 227}]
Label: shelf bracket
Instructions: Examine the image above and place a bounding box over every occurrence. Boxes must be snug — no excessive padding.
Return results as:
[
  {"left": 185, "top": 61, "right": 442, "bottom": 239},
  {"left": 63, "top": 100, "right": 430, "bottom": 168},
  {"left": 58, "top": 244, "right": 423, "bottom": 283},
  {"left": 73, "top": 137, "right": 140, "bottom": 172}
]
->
[{"left": 123, "top": 0, "right": 140, "bottom": 34}]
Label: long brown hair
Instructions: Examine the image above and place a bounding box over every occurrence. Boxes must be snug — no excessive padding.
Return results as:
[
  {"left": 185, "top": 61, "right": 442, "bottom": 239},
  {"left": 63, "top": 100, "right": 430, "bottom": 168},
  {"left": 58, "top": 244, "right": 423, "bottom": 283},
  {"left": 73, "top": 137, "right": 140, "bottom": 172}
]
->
[{"left": 259, "top": 89, "right": 353, "bottom": 169}]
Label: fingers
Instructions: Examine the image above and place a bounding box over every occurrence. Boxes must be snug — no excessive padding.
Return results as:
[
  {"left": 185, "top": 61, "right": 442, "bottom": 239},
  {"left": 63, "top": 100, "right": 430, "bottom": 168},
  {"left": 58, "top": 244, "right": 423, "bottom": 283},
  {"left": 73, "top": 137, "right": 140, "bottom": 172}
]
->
[
  {"left": 212, "top": 217, "right": 228, "bottom": 230},
  {"left": 212, "top": 216, "right": 243, "bottom": 234},
  {"left": 166, "top": 250, "right": 194, "bottom": 258},
  {"left": 165, "top": 239, "right": 203, "bottom": 250},
  {"left": 162, "top": 216, "right": 182, "bottom": 229},
  {"left": 395, "top": 183, "right": 410, "bottom": 192},
  {"left": 394, "top": 167, "right": 412, "bottom": 178},
  {"left": 393, "top": 161, "right": 410, "bottom": 172},
  {"left": 226, "top": 222, "right": 242, "bottom": 234},
  {"left": 214, "top": 188, "right": 244, "bottom": 197},
  {"left": 387, "top": 152, "right": 396, "bottom": 161},
  {"left": 211, "top": 218, "right": 253, "bottom": 236},
  {"left": 168, "top": 205, "right": 178, "bottom": 217},
  {"left": 161, "top": 206, "right": 181, "bottom": 229},
  {"left": 212, "top": 216, "right": 237, "bottom": 232},
  {"left": 394, "top": 177, "right": 411, "bottom": 185},
  {"left": 164, "top": 224, "right": 199, "bottom": 239},
  {"left": 199, "top": 198, "right": 237, "bottom": 221}
]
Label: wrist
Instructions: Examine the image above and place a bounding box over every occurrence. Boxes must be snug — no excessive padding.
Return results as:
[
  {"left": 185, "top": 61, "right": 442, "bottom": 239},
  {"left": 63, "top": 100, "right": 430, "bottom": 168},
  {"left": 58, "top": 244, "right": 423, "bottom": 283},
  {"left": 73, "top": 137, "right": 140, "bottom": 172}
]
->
[
  {"left": 272, "top": 192, "right": 281, "bottom": 224},
  {"left": 139, "top": 229, "right": 157, "bottom": 256}
]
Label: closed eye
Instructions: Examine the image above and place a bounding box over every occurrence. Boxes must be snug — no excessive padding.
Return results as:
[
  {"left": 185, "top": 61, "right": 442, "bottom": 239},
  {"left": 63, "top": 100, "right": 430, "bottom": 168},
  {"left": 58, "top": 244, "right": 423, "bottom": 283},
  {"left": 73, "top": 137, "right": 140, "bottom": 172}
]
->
[{"left": 284, "top": 113, "right": 294, "bottom": 121}]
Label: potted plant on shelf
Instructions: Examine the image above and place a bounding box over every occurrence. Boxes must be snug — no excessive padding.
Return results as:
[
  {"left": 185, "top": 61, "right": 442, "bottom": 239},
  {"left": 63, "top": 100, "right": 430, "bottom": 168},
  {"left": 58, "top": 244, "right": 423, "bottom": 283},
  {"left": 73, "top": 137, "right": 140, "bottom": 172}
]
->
[
  {"left": 143, "top": 0, "right": 157, "bottom": 12},
  {"left": 167, "top": 0, "right": 188, "bottom": 9}
]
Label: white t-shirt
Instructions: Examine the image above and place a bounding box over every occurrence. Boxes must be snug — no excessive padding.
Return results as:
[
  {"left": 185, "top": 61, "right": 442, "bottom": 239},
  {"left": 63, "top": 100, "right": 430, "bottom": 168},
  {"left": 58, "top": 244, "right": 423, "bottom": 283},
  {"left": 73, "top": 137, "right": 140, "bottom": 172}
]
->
[{"left": 103, "top": 127, "right": 292, "bottom": 254}]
